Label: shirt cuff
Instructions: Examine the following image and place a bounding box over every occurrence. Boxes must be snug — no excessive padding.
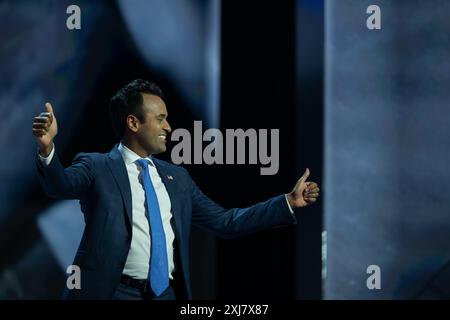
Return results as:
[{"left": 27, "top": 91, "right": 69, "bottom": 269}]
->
[
  {"left": 37, "top": 143, "right": 55, "bottom": 166},
  {"left": 284, "top": 194, "right": 294, "bottom": 215}
]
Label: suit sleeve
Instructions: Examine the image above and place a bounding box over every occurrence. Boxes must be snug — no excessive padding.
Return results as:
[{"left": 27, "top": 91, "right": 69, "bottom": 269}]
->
[
  {"left": 186, "top": 170, "right": 297, "bottom": 239},
  {"left": 36, "top": 150, "right": 94, "bottom": 200}
]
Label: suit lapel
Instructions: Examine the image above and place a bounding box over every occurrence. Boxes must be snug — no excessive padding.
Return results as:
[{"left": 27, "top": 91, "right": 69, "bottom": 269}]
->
[
  {"left": 152, "top": 158, "right": 184, "bottom": 242},
  {"left": 107, "top": 145, "right": 133, "bottom": 233}
]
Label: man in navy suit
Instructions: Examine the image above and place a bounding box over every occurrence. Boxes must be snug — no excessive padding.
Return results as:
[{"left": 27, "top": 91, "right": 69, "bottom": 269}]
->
[{"left": 32, "top": 79, "right": 319, "bottom": 300}]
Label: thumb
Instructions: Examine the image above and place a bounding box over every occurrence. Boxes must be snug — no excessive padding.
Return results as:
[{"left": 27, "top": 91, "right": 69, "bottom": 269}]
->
[
  {"left": 45, "top": 102, "right": 54, "bottom": 115},
  {"left": 299, "top": 168, "right": 310, "bottom": 184}
]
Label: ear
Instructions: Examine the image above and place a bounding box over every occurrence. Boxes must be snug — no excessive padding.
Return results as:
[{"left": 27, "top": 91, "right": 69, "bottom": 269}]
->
[{"left": 126, "top": 115, "right": 139, "bottom": 133}]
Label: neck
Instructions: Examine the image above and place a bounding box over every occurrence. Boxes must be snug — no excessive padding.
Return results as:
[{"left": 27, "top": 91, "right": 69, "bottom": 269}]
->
[{"left": 121, "top": 136, "right": 151, "bottom": 158}]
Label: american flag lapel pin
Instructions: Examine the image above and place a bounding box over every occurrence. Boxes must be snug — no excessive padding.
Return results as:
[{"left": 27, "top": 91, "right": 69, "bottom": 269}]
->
[{"left": 167, "top": 175, "right": 174, "bottom": 180}]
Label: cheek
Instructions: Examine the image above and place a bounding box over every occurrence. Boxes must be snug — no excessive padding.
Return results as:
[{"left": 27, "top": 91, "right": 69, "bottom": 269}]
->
[
  {"left": 141, "top": 124, "right": 154, "bottom": 135},
  {"left": 147, "top": 128, "right": 160, "bottom": 142},
  {"left": 138, "top": 127, "right": 154, "bottom": 141}
]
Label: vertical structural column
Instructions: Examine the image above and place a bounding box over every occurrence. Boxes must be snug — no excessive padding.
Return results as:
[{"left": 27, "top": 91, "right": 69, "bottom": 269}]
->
[{"left": 295, "top": 0, "right": 324, "bottom": 300}]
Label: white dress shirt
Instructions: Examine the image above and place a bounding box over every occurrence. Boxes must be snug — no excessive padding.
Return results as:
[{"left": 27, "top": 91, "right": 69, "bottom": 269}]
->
[{"left": 38, "top": 143, "right": 176, "bottom": 280}]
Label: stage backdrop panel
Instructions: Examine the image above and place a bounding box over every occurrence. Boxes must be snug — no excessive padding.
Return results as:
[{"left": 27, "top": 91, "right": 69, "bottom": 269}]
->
[{"left": 324, "top": 0, "right": 450, "bottom": 299}]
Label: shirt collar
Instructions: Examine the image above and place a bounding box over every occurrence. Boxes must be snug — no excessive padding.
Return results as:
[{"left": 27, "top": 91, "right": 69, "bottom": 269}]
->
[{"left": 118, "top": 142, "right": 155, "bottom": 167}]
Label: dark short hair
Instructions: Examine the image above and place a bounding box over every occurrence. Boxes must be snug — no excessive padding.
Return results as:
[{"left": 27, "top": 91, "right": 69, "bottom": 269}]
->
[{"left": 109, "top": 79, "right": 163, "bottom": 137}]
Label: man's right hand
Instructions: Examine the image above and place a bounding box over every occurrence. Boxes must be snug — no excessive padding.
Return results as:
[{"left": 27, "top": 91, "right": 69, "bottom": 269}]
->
[{"left": 32, "top": 102, "right": 58, "bottom": 157}]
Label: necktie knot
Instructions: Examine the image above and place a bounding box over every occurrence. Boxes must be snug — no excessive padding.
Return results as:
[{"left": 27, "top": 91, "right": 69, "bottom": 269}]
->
[{"left": 137, "top": 159, "right": 150, "bottom": 171}]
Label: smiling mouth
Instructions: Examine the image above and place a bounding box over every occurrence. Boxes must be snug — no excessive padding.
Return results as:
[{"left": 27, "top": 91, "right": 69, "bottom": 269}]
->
[{"left": 158, "top": 135, "right": 167, "bottom": 142}]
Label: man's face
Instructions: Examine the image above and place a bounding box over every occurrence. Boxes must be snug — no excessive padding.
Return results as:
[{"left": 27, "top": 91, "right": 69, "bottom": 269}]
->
[{"left": 135, "top": 93, "right": 171, "bottom": 155}]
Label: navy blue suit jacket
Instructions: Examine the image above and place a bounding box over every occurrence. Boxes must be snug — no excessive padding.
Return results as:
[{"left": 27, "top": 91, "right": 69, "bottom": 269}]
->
[{"left": 36, "top": 144, "right": 296, "bottom": 299}]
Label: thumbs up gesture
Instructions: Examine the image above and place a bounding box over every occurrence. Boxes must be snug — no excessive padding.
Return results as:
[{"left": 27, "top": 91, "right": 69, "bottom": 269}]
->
[
  {"left": 32, "top": 102, "right": 58, "bottom": 157},
  {"left": 286, "top": 168, "right": 320, "bottom": 209}
]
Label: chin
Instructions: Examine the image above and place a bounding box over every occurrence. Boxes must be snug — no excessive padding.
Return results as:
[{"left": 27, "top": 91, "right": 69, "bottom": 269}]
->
[{"left": 152, "top": 145, "right": 166, "bottom": 155}]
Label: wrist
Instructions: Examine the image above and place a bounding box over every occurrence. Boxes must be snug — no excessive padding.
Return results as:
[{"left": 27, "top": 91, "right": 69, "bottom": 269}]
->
[
  {"left": 286, "top": 193, "right": 295, "bottom": 209},
  {"left": 39, "top": 143, "right": 53, "bottom": 157}
]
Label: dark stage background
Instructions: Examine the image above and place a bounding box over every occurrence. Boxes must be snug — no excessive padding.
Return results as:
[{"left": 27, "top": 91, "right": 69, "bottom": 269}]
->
[{"left": 1, "top": 0, "right": 448, "bottom": 300}]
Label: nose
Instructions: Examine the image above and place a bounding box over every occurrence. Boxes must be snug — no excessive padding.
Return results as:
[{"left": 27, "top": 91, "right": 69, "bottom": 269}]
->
[{"left": 163, "top": 120, "right": 172, "bottom": 133}]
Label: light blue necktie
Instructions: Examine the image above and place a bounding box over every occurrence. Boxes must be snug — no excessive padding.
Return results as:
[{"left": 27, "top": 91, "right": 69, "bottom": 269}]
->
[{"left": 137, "top": 159, "right": 169, "bottom": 296}]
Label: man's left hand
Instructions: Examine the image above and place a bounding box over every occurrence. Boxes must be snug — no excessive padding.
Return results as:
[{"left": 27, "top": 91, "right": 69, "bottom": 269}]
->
[{"left": 286, "top": 168, "right": 320, "bottom": 209}]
